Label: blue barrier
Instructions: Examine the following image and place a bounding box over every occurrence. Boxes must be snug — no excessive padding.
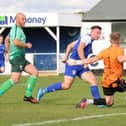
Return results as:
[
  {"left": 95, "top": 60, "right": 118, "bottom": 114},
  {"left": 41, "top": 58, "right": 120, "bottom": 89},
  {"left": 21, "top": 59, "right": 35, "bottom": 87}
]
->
[{"left": 34, "top": 54, "right": 57, "bottom": 71}]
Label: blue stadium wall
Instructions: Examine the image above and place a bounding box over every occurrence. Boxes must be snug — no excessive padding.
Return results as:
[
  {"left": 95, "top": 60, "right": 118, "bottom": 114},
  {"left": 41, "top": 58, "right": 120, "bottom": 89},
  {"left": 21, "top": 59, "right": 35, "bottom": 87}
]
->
[{"left": 2, "top": 27, "right": 80, "bottom": 71}]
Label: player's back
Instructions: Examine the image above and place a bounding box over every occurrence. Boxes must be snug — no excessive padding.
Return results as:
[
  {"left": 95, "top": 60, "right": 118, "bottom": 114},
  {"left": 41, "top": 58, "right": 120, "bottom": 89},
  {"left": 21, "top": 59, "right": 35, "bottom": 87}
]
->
[
  {"left": 99, "top": 46, "right": 124, "bottom": 88},
  {"left": 102, "top": 46, "right": 123, "bottom": 74}
]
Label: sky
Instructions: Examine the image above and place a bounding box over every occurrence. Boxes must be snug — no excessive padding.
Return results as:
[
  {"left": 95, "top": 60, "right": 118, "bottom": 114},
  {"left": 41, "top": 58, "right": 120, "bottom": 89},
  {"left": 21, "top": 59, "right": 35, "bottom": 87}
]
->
[{"left": 0, "top": 0, "right": 101, "bottom": 13}]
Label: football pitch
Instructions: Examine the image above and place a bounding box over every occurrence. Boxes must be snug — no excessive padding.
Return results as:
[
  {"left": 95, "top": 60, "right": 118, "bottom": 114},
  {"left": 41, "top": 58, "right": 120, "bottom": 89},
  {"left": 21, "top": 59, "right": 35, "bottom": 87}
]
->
[{"left": 0, "top": 75, "right": 126, "bottom": 126}]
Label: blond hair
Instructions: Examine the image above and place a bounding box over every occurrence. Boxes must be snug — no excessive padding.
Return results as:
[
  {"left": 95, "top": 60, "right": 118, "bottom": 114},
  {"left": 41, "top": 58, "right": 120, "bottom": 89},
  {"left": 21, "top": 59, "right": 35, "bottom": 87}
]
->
[{"left": 110, "top": 32, "right": 120, "bottom": 42}]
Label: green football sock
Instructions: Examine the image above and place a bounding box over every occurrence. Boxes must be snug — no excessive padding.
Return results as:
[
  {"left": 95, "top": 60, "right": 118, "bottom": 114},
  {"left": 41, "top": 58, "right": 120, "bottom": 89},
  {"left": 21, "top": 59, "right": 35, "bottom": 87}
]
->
[
  {"left": 25, "top": 76, "right": 37, "bottom": 97},
  {"left": 0, "top": 79, "right": 14, "bottom": 96}
]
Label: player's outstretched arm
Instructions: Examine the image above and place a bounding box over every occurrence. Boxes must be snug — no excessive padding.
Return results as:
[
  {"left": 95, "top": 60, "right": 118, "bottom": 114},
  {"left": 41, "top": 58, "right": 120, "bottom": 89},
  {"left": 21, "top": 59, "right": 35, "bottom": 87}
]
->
[
  {"left": 117, "top": 55, "right": 126, "bottom": 63},
  {"left": 67, "top": 56, "right": 98, "bottom": 66},
  {"left": 85, "top": 56, "right": 98, "bottom": 64}
]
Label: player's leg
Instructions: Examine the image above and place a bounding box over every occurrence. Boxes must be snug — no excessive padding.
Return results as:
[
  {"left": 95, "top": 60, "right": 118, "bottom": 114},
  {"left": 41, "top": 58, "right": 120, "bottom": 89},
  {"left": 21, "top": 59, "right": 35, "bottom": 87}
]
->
[
  {"left": 104, "top": 95, "right": 114, "bottom": 106},
  {"left": 37, "top": 75, "right": 75, "bottom": 102},
  {"left": 102, "top": 87, "right": 115, "bottom": 106},
  {"left": 75, "top": 71, "right": 103, "bottom": 108},
  {"left": 103, "top": 83, "right": 126, "bottom": 107},
  {"left": 76, "top": 87, "right": 106, "bottom": 108},
  {"left": 76, "top": 97, "right": 106, "bottom": 108},
  {"left": 0, "top": 72, "right": 21, "bottom": 96},
  {"left": 76, "top": 85, "right": 115, "bottom": 108},
  {"left": 0, "top": 57, "right": 22, "bottom": 96},
  {"left": 81, "top": 71, "right": 101, "bottom": 99},
  {"left": 47, "top": 75, "right": 74, "bottom": 91},
  {"left": 93, "top": 83, "right": 124, "bottom": 107},
  {"left": 24, "top": 63, "right": 38, "bottom": 103},
  {"left": 37, "top": 63, "right": 76, "bottom": 102}
]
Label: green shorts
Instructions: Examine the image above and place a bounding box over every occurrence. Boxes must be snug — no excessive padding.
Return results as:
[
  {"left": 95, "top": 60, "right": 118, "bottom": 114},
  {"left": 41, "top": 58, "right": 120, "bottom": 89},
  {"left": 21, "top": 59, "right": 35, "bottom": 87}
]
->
[{"left": 9, "top": 56, "right": 30, "bottom": 72}]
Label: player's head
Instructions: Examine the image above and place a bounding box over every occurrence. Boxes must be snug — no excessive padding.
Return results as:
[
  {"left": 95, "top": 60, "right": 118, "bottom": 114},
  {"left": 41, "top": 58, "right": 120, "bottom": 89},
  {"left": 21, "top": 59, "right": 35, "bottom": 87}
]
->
[
  {"left": 16, "top": 12, "right": 26, "bottom": 27},
  {"left": 110, "top": 32, "right": 120, "bottom": 44},
  {"left": 0, "top": 35, "right": 3, "bottom": 44},
  {"left": 90, "top": 25, "right": 102, "bottom": 40}
]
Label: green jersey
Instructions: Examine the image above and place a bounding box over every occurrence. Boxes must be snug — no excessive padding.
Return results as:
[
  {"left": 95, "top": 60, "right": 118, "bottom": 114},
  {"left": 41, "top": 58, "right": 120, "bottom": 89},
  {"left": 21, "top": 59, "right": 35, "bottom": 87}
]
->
[{"left": 9, "top": 24, "right": 26, "bottom": 60}]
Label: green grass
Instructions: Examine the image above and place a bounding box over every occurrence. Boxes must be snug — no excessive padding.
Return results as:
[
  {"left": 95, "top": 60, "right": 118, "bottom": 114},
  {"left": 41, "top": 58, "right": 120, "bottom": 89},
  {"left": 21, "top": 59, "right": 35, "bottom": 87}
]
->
[{"left": 0, "top": 75, "right": 126, "bottom": 126}]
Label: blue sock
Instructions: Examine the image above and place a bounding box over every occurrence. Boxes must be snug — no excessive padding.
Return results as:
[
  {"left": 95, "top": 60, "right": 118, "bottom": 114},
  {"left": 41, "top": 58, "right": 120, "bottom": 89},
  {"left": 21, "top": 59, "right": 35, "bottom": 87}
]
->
[
  {"left": 44, "top": 82, "right": 62, "bottom": 93},
  {"left": 90, "top": 85, "right": 101, "bottom": 99}
]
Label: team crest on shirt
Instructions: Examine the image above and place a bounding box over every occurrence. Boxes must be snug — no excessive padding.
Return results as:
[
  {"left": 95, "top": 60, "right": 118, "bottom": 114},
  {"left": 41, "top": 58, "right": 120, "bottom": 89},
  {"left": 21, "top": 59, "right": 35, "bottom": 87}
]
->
[
  {"left": 72, "top": 70, "right": 76, "bottom": 75},
  {"left": 19, "top": 65, "right": 23, "bottom": 70}
]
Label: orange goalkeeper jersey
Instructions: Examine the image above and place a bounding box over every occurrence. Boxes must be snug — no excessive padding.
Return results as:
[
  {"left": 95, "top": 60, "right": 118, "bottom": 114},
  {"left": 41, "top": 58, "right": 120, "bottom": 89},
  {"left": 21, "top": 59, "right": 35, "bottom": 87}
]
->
[{"left": 97, "top": 45, "right": 124, "bottom": 88}]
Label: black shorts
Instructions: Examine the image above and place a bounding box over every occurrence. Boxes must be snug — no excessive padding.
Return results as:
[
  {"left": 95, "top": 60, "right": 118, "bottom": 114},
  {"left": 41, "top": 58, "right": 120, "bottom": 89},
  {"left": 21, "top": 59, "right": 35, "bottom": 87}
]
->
[
  {"left": 9, "top": 56, "right": 30, "bottom": 72},
  {"left": 103, "top": 86, "right": 125, "bottom": 96}
]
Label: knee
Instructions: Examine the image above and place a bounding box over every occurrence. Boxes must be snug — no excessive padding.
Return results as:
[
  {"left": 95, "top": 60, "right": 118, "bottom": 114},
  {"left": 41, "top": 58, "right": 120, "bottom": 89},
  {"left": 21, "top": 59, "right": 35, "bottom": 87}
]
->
[
  {"left": 62, "top": 83, "right": 71, "bottom": 90},
  {"left": 12, "top": 78, "right": 19, "bottom": 84},
  {"left": 88, "top": 79, "right": 98, "bottom": 85},
  {"left": 35, "top": 71, "right": 39, "bottom": 76},
  {"left": 32, "top": 70, "right": 39, "bottom": 76},
  {"left": 106, "top": 101, "right": 114, "bottom": 107}
]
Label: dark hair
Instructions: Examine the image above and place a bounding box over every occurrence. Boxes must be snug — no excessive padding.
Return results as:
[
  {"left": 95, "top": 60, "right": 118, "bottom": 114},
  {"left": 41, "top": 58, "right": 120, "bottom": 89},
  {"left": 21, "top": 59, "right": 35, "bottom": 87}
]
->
[{"left": 91, "top": 25, "right": 102, "bottom": 30}]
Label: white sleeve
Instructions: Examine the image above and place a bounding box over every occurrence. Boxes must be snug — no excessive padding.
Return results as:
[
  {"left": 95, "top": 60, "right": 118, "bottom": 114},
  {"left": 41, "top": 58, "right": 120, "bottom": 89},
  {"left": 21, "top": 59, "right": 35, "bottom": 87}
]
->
[{"left": 80, "top": 35, "right": 92, "bottom": 46}]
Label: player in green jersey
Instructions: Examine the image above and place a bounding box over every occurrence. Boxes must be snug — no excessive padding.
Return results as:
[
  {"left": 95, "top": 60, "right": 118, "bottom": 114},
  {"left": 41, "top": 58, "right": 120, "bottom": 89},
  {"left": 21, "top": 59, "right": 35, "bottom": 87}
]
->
[{"left": 0, "top": 12, "right": 38, "bottom": 104}]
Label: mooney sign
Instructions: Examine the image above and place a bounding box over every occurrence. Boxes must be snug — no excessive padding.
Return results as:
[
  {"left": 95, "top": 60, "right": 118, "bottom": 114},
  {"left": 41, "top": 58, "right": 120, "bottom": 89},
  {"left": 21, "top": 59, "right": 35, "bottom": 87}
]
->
[{"left": 0, "top": 13, "right": 58, "bottom": 27}]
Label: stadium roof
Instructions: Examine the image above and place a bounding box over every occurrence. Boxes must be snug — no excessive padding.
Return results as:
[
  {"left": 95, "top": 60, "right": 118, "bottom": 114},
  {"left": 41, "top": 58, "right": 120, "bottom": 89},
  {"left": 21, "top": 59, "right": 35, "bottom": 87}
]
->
[{"left": 83, "top": 0, "right": 126, "bottom": 21}]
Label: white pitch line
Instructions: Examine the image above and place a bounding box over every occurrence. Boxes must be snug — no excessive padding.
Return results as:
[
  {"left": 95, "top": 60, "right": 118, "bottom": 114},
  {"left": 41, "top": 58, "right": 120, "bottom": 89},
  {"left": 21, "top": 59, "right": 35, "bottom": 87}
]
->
[{"left": 12, "top": 112, "right": 126, "bottom": 126}]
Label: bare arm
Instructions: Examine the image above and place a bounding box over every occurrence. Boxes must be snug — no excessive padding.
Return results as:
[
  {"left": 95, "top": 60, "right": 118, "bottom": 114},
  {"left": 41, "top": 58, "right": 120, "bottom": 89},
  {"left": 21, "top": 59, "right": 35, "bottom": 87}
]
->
[
  {"left": 14, "top": 39, "right": 32, "bottom": 48},
  {"left": 77, "top": 42, "right": 86, "bottom": 60},
  {"left": 77, "top": 42, "right": 90, "bottom": 68},
  {"left": 117, "top": 55, "right": 126, "bottom": 63},
  {"left": 67, "top": 56, "right": 99, "bottom": 66},
  {"left": 84, "top": 56, "right": 99, "bottom": 64},
  {"left": 62, "top": 41, "right": 76, "bottom": 63}
]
